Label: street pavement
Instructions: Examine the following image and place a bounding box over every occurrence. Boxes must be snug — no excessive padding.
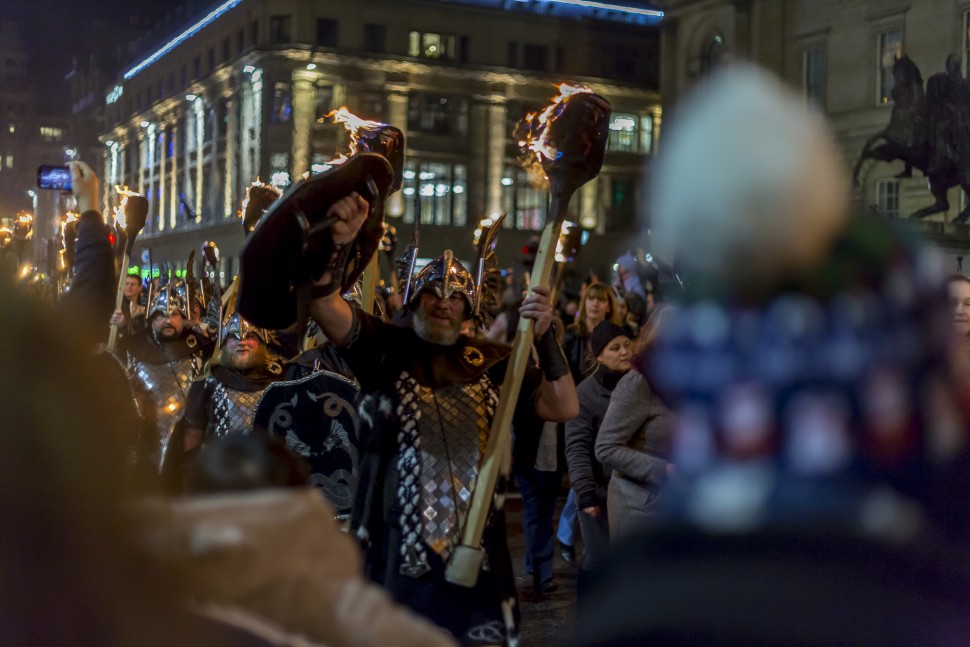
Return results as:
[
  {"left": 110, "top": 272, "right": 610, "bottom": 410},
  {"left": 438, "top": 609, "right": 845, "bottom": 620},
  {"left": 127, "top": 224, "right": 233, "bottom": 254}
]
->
[{"left": 505, "top": 493, "right": 578, "bottom": 646}]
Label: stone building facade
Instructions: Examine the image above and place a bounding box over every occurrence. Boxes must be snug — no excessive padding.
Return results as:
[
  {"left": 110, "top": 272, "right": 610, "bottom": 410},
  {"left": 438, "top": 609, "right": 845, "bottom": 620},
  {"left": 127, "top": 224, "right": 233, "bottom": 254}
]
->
[{"left": 101, "top": 0, "right": 663, "bottom": 281}]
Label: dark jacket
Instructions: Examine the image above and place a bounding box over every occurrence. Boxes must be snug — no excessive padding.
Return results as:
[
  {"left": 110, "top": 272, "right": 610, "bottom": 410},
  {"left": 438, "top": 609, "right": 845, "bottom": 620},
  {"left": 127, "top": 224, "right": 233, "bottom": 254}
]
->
[
  {"left": 565, "top": 368, "right": 626, "bottom": 510},
  {"left": 57, "top": 210, "right": 115, "bottom": 349},
  {"left": 562, "top": 323, "right": 593, "bottom": 383}
]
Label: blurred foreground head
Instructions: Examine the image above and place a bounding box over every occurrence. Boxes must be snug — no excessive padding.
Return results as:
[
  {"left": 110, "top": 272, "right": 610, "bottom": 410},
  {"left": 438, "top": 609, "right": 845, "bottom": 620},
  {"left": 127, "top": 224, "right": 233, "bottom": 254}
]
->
[
  {"left": 651, "top": 65, "right": 849, "bottom": 287},
  {"left": 573, "top": 64, "right": 970, "bottom": 647},
  {"left": 645, "top": 64, "right": 970, "bottom": 539}
]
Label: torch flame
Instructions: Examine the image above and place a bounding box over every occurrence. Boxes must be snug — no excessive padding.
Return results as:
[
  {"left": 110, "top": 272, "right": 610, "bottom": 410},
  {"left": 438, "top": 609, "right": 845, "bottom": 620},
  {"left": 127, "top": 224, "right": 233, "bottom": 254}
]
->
[
  {"left": 13, "top": 212, "right": 33, "bottom": 241},
  {"left": 324, "top": 106, "right": 384, "bottom": 166},
  {"left": 19, "top": 263, "right": 30, "bottom": 279},
  {"left": 113, "top": 186, "right": 139, "bottom": 229},
  {"left": 519, "top": 83, "right": 595, "bottom": 166},
  {"left": 555, "top": 220, "right": 577, "bottom": 263},
  {"left": 238, "top": 177, "right": 282, "bottom": 220}
]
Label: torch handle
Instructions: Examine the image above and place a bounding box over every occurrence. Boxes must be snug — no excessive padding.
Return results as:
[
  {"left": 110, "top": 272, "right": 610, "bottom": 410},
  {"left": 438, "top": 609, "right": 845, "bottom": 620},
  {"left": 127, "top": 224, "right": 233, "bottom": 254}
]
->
[
  {"left": 107, "top": 250, "right": 132, "bottom": 352},
  {"left": 446, "top": 211, "right": 562, "bottom": 588},
  {"left": 360, "top": 253, "right": 379, "bottom": 315}
]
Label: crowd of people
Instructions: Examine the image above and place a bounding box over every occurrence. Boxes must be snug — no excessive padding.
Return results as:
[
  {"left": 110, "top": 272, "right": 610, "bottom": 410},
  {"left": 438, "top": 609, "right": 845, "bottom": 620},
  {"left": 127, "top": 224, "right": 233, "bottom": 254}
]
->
[{"left": 6, "top": 62, "right": 970, "bottom": 647}]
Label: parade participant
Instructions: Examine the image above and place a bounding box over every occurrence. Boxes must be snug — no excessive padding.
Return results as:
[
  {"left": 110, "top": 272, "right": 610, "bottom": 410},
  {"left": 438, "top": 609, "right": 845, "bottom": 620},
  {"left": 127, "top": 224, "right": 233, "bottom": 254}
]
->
[
  {"left": 307, "top": 196, "right": 578, "bottom": 645},
  {"left": 124, "top": 284, "right": 214, "bottom": 471},
  {"left": 178, "top": 312, "right": 282, "bottom": 455},
  {"left": 564, "top": 320, "right": 632, "bottom": 586}
]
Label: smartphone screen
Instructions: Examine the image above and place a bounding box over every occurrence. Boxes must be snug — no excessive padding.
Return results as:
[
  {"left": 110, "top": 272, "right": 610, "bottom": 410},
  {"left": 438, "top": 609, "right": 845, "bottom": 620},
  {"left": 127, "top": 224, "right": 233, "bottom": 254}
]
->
[{"left": 37, "top": 165, "right": 72, "bottom": 191}]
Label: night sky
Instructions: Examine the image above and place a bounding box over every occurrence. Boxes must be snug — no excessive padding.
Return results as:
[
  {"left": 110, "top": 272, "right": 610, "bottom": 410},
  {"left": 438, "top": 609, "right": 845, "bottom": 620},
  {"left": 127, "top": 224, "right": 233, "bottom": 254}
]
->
[{"left": 9, "top": 0, "right": 166, "bottom": 111}]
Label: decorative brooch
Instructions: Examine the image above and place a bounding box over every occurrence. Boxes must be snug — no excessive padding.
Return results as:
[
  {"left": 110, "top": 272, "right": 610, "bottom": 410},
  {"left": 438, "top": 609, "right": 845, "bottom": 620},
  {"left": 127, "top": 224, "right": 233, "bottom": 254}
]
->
[{"left": 463, "top": 346, "right": 485, "bottom": 367}]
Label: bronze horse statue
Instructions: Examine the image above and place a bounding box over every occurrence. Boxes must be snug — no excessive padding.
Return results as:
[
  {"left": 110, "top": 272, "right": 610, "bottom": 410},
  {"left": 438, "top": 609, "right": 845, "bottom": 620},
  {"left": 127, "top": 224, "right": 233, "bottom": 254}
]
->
[{"left": 853, "top": 54, "right": 970, "bottom": 222}]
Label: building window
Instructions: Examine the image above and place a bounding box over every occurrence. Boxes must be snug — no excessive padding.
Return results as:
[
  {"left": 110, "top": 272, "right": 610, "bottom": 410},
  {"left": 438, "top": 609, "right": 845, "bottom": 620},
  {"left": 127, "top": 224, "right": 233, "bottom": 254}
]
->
[
  {"left": 222, "top": 38, "right": 230, "bottom": 63},
  {"left": 701, "top": 34, "right": 725, "bottom": 75},
  {"left": 407, "top": 93, "right": 468, "bottom": 136},
  {"left": 876, "top": 178, "right": 900, "bottom": 217},
  {"left": 607, "top": 113, "right": 638, "bottom": 153},
  {"left": 271, "top": 82, "right": 292, "bottom": 123},
  {"left": 401, "top": 161, "right": 468, "bottom": 226},
  {"left": 615, "top": 45, "right": 638, "bottom": 79},
  {"left": 522, "top": 44, "right": 548, "bottom": 71},
  {"left": 364, "top": 23, "right": 386, "bottom": 53},
  {"left": 359, "top": 91, "right": 384, "bottom": 119},
  {"left": 193, "top": 56, "right": 200, "bottom": 79},
  {"left": 408, "top": 31, "right": 457, "bottom": 60},
  {"left": 317, "top": 18, "right": 338, "bottom": 47},
  {"left": 237, "top": 28, "right": 245, "bottom": 54},
  {"left": 501, "top": 167, "right": 548, "bottom": 231},
  {"left": 39, "top": 126, "right": 64, "bottom": 142},
  {"left": 604, "top": 175, "right": 637, "bottom": 232},
  {"left": 314, "top": 84, "right": 334, "bottom": 121},
  {"left": 251, "top": 20, "right": 259, "bottom": 46},
  {"left": 269, "top": 15, "right": 291, "bottom": 45},
  {"left": 878, "top": 28, "right": 903, "bottom": 104},
  {"left": 507, "top": 42, "right": 518, "bottom": 68},
  {"left": 5, "top": 153, "right": 12, "bottom": 168},
  {"left": 803, "top": 46, "right": 826, "bottom": 107}
]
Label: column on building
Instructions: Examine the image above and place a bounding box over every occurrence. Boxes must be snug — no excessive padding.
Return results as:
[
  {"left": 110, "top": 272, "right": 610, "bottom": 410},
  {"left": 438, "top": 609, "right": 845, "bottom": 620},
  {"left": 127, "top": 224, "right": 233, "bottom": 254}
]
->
[
  {"left": 384, "top": 83, "right": 409, "bottom": 217},
  {"left": 651, "top": 107, "right": 662, "bottom": 153},
  {"left": 239, "top": 78, "right": 253, "bottom": 186},
  {"left": 193, "top": 97, "right": 205, "bottom": 223},
  {"left": 208, "top": 99, "right": 221, "bottom": 218},
  {"left": 224, "top": 92, "right": 237, "bottom": 218},
  {"left": 485, "top": 94, "right": 508, "bottom": 222},
  {"left": 136, "top": 130, "right": 146, "bottom": 195},
  {"left": 147, "top": 123, "right": 158, "bottom": 231},
  {"left": 290, "top": 68, "right": 317, "bottom": 180},
  {"left": 250, "top": 69, "right": 263, "bottom": 182},
  {"left": 102, "top": 147, "right": 111, "bottom": 216},
  {"left": 158, "top": 125, "right": 167, "bottom": 232},
  {"left": 169, "top": 118, "right": 179, "bottom": 229}
]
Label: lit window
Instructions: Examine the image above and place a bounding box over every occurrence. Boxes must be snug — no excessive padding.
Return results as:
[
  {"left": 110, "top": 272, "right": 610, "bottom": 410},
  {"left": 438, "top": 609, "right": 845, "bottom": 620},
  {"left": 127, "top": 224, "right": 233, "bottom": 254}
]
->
[
  {"left": 271, "top": 82, "right": 292, "bottom": 123},
  {"left": 701, "top": 34, "right": 725, "bottom": 75},
  {"left": 803, "top": 46, "right": 826, "bottom": 107},
  {"left": 401, "top": 160, "right": 467, "bottom": 226},
  {"left": 269, "top": 15, "right": 292, "bottom": 45},
  {"left": 408, "top": 31, "right": 457, "bottom": 60},
  {"left": 40, "top": 126, "right": 64, "bottom": 142},
  {"left": 501, "top": 166, "right": 548, "bottom": 231},
  {"left": 7, "top": 124, "right": 14, "bottom": 134},
  {"left": 876, "top": 178, "right": 900, "bottom": 218},
  {"left": 607, "top": 113, "right": 638, "bottom": 153},
  {"left": 407, "top": 93, "right": 468, "bottom": 136},
  {"left": 639, "top": 114, "right": 654, "bottom": 154},
  {"left": 5, "top": 153, "right": 12, "bottom": 168},
  {"left": 878, "top": 28, "right": 903, "bottom": 105}
]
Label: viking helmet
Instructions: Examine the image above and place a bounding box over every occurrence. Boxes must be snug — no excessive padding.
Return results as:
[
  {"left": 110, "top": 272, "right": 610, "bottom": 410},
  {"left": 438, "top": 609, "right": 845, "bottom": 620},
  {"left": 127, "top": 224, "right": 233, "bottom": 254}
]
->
[
  {"left": 220, "top": 311, "right": 272, "bottom": 346},
  {"left": 407, "top": 249, "right": 476, "bottom": 313},
  {"left": 148, "top": 285, "right": 188, "bottom": 320}
]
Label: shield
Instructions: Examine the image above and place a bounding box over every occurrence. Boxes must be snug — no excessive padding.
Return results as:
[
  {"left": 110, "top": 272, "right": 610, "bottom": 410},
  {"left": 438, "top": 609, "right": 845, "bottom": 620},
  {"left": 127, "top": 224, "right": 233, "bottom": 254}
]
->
[
  {"left": 237, "top": 153, "right": 394, "bottom": 330},
  {"left": 253, "top": 370, "right": 361, "bottom": 516}
]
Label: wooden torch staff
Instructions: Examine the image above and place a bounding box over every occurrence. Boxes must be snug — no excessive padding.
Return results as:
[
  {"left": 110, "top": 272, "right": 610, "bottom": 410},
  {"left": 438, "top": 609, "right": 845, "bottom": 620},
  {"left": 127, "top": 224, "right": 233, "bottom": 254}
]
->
[
  {"left": 107, "top": 194, "right": 148, "bottom": 352},
  {"left": 446, "top": 86, "right": 611, "bottom": 588}
]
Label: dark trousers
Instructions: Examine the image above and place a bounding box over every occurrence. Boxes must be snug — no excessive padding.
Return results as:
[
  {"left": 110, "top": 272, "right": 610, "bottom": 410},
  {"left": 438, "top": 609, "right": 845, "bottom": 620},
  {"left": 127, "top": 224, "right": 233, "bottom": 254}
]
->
[{"left": 514, "top": 469, "right": 560, "bottom": 583}]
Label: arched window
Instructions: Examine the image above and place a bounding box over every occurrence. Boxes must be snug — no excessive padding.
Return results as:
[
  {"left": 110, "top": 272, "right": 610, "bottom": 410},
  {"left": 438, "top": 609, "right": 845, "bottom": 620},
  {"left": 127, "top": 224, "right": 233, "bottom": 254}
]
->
[{"left": 701, "top": 34, "right": 725, "bottom": 75}]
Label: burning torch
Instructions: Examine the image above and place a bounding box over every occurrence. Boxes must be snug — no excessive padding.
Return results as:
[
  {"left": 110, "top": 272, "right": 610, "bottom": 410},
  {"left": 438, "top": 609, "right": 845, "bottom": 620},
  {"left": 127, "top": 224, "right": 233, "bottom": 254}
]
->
[
  {"left": 446, "top": 84, "right": 611, "bottom": 588},
  {"left": 107, "top": 187, "right": 149, "bottom": 352}
]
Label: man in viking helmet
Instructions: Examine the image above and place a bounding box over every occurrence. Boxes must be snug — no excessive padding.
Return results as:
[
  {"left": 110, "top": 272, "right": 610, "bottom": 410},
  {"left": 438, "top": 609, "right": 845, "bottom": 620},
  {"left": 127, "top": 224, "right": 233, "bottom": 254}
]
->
[
  {"left": 178, "top": 311, "right": 282, "bottom": 456},
  {"left": 123, "top": 284, "right": 214, "bottom": 473},
  {"left": 306, "top": 195, "right": 579, "bottom": 646}
]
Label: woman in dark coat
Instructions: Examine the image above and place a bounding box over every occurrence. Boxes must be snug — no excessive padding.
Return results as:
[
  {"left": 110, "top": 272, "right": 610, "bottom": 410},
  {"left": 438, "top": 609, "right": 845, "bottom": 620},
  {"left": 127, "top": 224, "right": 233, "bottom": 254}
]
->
[
  {"left": 565, "top": 321, "right": 632, "bottom": 582},
  {"left": 595, "top": 306, "right": 674, "bottom": 542}
]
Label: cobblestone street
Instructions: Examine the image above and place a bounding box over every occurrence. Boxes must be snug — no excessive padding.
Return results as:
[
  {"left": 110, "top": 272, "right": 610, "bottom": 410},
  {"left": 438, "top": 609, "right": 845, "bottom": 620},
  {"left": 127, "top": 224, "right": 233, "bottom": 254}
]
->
[{"left": 505, "top": 493, "right": 578, "bottom": 647}]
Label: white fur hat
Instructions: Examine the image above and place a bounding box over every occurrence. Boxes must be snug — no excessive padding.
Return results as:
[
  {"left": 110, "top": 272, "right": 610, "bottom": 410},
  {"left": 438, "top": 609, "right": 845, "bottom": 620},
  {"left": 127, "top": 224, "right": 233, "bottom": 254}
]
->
[{"left": 649, "top": 64, "right": 849, "bottom": 283}]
